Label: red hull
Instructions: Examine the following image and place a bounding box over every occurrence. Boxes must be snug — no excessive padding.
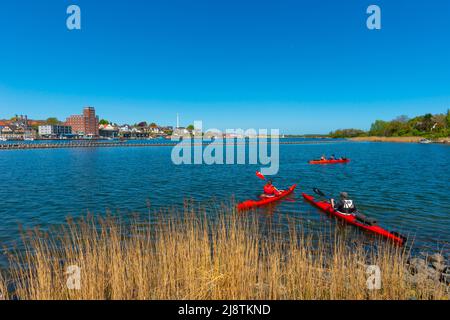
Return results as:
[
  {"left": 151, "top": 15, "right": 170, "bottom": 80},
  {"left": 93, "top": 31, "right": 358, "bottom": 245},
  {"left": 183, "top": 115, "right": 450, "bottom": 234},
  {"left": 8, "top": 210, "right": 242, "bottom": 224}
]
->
[
  {"left": 309, "top": 159, "right": 350, "bottom": 164},
  {"left": 302, "top": 193, "right": 405, "bottom": 245},
  {"left": 237, "top": 185, "right": 297, "bottom": 211}
]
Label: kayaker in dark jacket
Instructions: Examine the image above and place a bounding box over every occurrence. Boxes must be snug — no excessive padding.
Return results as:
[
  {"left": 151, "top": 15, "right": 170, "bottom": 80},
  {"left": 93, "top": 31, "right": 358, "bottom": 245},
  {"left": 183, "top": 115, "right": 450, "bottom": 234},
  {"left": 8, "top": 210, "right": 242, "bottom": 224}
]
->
[
  {"left": 331, "top": 192, "right": 357, "bottom": 215},
  {"left": 263, "top": 180, "right": 281, "bottom": 197}
]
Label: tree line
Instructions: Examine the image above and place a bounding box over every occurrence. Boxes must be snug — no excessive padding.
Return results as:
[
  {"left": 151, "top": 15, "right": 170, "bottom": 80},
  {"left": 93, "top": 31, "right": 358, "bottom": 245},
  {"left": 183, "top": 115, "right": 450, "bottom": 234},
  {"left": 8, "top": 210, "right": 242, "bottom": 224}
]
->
[{"left": 330, "top": 110, "right": 450, "bottom": 139}]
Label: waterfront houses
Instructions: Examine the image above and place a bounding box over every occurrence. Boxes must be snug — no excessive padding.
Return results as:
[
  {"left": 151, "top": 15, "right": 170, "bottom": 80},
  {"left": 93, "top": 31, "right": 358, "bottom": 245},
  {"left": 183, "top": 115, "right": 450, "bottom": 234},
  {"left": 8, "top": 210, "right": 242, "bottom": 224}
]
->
[
  {"left": 0, "top": 115, "right": 39, "bottom": 140},
  {"left": 1, "top": 125, "right": 24, "bottom": 140},
  {"left": 1, "top": 108, "right": 176, "bottom": 141}
]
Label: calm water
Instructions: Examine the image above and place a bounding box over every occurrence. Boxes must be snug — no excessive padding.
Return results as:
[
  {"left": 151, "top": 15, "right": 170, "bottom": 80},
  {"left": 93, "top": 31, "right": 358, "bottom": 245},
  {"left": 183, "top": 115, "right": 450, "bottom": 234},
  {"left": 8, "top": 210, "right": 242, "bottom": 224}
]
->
[{"left": 0, "top": 139, "right": 449, "bottom": 262}]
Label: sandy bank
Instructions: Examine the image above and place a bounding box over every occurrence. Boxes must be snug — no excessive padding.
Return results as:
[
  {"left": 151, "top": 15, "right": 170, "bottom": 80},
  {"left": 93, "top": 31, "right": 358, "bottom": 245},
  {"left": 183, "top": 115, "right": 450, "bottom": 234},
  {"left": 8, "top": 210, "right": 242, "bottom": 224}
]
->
[{"left": 350, "top": 136, "right": 425, "bottom": 143}]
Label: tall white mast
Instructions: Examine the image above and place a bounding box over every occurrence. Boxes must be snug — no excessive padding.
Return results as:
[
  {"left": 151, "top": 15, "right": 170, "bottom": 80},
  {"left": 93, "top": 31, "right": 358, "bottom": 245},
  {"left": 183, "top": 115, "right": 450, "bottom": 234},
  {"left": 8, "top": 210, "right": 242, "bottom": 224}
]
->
[{"left": 176, "top": 113, "right": 179, "bottom": 129}]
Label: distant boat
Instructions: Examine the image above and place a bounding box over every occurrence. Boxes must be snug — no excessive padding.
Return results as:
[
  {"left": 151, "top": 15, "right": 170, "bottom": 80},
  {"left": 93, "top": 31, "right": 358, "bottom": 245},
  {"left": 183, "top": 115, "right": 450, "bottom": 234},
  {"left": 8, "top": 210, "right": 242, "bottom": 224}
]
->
[
  {"left": 0, "top": 136, "right": 7, "bottom": 141},
  {"left": 24, "top": 136, "right": 35, "bottom": 141},
  {"left": 419, "top": 138, "right": 432, "bottom": 144}
]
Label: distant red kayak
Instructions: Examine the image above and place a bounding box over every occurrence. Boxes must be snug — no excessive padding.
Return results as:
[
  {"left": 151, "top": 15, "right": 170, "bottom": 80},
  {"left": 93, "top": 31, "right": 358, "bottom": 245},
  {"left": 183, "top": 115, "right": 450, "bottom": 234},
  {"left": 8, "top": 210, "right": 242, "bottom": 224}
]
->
[
  {"left": 237, "top": 185, "right": 297, "bottom": 211},
  {"left": 302, "top": 193, "right": 406, "bottom": 245},
  {"left": 309, "top": 158, "right": 350, "bottom": 164}
]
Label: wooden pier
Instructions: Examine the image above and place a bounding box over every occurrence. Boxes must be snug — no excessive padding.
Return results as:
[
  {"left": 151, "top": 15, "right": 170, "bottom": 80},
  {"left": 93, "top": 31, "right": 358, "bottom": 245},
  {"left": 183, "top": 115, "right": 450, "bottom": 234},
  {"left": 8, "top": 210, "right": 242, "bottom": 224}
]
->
[{"left": 0, "top": 139, "right": 343, "bottom": 151}]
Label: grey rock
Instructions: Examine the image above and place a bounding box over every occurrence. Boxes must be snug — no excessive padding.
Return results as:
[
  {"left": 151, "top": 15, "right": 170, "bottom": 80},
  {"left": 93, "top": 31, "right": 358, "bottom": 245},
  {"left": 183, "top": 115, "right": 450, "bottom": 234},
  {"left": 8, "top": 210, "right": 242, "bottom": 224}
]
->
[
  {"left": 426, "top": 253, "right": 446, "bottom": 265},
  {"left": 408, "top": 258, "right": 427, "bottom": 275},
  {"left": 425, "top": 267, "right": 441, "bottom": 281},
  {"left": 432, "top": 261, "right": 446, "bottom": 272}
]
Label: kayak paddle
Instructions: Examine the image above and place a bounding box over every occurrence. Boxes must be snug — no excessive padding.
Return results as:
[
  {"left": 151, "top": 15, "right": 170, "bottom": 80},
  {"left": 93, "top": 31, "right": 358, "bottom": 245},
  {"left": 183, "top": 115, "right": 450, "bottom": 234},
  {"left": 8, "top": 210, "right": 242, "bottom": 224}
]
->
[
  {"left": 313, "top": 188, "right": 327, "bottom": 198},
  {"left": 256, "top": 171, "right": 266, "bottom": 181}
]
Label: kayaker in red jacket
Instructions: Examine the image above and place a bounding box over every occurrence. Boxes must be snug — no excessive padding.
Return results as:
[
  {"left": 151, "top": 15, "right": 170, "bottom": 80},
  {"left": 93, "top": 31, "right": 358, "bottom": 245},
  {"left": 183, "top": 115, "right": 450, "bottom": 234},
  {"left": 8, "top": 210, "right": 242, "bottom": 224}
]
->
[{"left": 262, "top": 180, "right": 281, "bottom": 197}]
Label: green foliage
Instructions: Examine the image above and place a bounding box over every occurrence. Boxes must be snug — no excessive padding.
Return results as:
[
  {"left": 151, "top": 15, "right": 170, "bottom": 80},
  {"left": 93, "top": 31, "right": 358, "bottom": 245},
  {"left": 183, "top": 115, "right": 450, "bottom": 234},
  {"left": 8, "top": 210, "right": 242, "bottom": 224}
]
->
[
  {"left": 329, "top": 129, "right": 366, "bottom": 138},
  {"left": 369, "top": 120, "right": 388, "bottom": 136},
  {"left": 329, "top": 109, "right": 450, "bottom": 138},
  {"left": 186, "top": 124, "right": 195, "bottom": 132},
  {"left": 46, "top": 117, "right": 60, "bottom": 125},
  {"left": 99, "top": 119, "right": 109, "bottom": 125},
  {"left": 367, "top": 110, "right": 450, "bottom": 138}
]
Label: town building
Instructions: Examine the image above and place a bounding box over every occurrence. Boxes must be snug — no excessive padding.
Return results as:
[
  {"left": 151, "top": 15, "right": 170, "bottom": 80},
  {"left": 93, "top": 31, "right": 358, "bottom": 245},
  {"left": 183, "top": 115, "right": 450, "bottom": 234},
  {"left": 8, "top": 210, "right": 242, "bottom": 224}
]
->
[
  {"left": 38, "top": 125, "right": 72, "bottom": 138},
  {"left": 65, "top": 107, "right": 99, "bottom": 137},
  {"left": 0, "top": 115, "right": 38, "bottom": 140},
  {"left": 173, "top": 127, "right": 190, "bottom": 136},
  {"left": 99, "top": 124, "right": 119, "bottom": 138},
  {"left": 0, "top": 125, "right": 25, "bottom": 140}
]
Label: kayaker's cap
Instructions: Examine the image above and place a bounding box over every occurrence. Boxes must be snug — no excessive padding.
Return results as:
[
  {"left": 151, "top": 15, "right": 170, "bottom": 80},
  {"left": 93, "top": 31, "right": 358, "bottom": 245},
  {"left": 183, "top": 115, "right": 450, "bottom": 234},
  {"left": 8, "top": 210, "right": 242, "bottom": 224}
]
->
[
  {"left": 340, "top": 192, "right": 349, "bottom": 199},
  {"left": 268, "top": 179, "right": 273, "bottom": 184}
]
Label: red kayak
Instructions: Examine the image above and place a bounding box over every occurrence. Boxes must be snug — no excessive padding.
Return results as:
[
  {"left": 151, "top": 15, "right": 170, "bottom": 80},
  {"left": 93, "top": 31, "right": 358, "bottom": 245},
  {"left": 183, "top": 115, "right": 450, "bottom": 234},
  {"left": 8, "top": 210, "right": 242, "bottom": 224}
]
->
[
  {"left": 302, "top": 193, "right": 406, "bottom": 245},
  {"left": 237, "top": 185, "right": 297, "bottom": 211},
  {"left": 309, "top": 159, "right": 350, "bottom": 164}
]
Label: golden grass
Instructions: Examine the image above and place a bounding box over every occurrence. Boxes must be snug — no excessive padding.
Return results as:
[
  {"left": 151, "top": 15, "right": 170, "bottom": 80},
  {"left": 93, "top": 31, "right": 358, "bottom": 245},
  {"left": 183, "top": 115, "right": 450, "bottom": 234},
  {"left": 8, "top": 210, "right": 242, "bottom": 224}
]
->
[
  {"left": 0, "top": 207, "right": 447, "bottom": 300},
  {"left": 349, "top": 136, "right": 424, "bottom": 143}
]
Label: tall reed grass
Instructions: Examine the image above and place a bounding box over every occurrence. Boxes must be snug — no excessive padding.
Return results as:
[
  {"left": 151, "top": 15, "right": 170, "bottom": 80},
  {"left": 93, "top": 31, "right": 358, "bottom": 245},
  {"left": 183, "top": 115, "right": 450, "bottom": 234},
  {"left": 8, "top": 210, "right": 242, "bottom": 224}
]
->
[{"left": 0, "top": 206, "right": 447, "bottom": 300}]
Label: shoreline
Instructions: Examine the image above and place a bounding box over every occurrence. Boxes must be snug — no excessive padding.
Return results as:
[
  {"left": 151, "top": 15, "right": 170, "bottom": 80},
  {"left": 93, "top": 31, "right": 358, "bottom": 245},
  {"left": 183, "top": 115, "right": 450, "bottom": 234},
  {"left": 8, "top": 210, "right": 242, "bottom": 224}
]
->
[{"left": 349, "top": 136, "right": 450, "bottom": 144}]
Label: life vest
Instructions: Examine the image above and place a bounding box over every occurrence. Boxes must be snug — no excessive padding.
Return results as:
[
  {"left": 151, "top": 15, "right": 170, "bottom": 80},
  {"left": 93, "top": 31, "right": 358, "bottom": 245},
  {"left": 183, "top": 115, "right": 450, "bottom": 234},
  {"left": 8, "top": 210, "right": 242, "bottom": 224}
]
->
[
  {"left": 343, "top": 200, "right": 354, "bottom": 210},
  {"left": 263, "top": 184, "right": 276, "bottom": 195},
  {"left": 337, "top": 199, "right": 356, "bottom": 214}
]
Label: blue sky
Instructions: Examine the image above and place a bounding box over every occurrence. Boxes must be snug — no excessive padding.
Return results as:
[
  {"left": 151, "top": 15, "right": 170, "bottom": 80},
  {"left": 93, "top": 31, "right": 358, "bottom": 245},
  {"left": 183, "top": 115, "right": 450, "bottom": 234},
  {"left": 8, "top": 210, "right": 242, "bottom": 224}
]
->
[{"left": 0, "top": 0, "right": 449, "bottom": 133}]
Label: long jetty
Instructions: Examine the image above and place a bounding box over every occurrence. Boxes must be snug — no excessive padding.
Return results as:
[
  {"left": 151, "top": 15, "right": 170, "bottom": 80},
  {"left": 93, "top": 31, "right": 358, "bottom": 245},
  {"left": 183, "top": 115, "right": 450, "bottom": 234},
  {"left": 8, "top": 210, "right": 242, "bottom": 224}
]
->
[{"left": 0, "top": 139, "right": 343, "bottom": 151}]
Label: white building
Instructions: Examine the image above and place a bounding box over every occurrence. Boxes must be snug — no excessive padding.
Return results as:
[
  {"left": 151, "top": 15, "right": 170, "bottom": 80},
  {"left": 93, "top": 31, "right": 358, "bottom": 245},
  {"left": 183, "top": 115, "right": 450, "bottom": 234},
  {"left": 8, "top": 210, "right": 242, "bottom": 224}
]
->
[
  {"left": 38, "top": 125, "right": 72, "bottom": 137},
  {"left": 99, "top": 124, "right": 119, "bottom": 138},
  {"left": 119, "top": 125, "right": 131, "bottom": 133}
]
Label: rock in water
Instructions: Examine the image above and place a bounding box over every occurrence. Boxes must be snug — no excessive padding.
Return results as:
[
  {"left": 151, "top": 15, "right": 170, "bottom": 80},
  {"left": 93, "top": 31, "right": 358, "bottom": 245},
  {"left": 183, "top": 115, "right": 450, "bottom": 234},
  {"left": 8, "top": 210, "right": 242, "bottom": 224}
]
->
[
  {"left": 432, "top": 261, "right": 446, "bottom": 272},
  {"left": 426, "top": 253, "right": 445, "bottom": 265},
  {"left": 408, "top": 258, "right": 427, "bottom": 275}
]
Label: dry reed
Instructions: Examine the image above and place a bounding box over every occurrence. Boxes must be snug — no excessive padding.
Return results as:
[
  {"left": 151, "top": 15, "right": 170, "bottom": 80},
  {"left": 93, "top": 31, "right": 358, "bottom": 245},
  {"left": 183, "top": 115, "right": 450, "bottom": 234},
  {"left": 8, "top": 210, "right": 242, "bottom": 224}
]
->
[{"left": 0, "top": 206, "right": 447, "bottom": 300}]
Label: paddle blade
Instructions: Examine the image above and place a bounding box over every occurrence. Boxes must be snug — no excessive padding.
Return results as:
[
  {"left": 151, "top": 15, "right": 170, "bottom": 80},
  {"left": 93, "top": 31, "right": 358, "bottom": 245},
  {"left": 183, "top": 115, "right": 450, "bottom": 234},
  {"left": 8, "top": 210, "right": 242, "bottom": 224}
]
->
[
  {"left": 256, "top": 171, "right": 266, "bottom": 180},
  {"left": 313, "top": 188, "right": 326, "bottom": 197}
]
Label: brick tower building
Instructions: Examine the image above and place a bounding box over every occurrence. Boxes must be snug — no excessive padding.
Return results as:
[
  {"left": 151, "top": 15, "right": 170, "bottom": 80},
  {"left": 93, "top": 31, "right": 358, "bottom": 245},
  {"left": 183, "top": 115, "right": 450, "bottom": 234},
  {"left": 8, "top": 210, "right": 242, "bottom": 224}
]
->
[{"left": 66, "top": 107, "right": 99, "bottom": 136}]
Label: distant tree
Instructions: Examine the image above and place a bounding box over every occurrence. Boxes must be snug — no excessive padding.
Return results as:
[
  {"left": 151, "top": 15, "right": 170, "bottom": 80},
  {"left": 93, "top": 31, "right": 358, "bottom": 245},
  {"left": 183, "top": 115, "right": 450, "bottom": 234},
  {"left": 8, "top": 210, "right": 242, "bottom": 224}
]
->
[
  {"left": 99, "top": 119, "right": 109, "bottom": 125},
  {"left": 186, "top": 124, "right": 195, "bottom": 132},
  {"left": 384, "top": 121, "right": 404, "bottom": 136},
  {"left": 393, "top": 115, "right": 409, "bottom": 123},
  {"left": 369, "top": 120, "right": 388, "bottom": 136},
  {"left": 413, "top": 113, "right": 434, "bottom": 132},
  {"left": 149, "top": 122, "right": 158, "bottom": 128},
  {"left": 46, "top": 117, "right": 60, "bottom": 125},
  {"left": 422, "top": 113, "right": 434, "bottom": 131},
  {"left": 431, "top": 114, "right": 446, "bottom": 131},
  {"left": 329, "top": 129, "right": 366, "bottom": 138},
  {"left": 335, "top": 110, "right": 449, "bottom": 138},
  {"left": 137, "top": 121, "right": 148, "bottom": 127}
]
